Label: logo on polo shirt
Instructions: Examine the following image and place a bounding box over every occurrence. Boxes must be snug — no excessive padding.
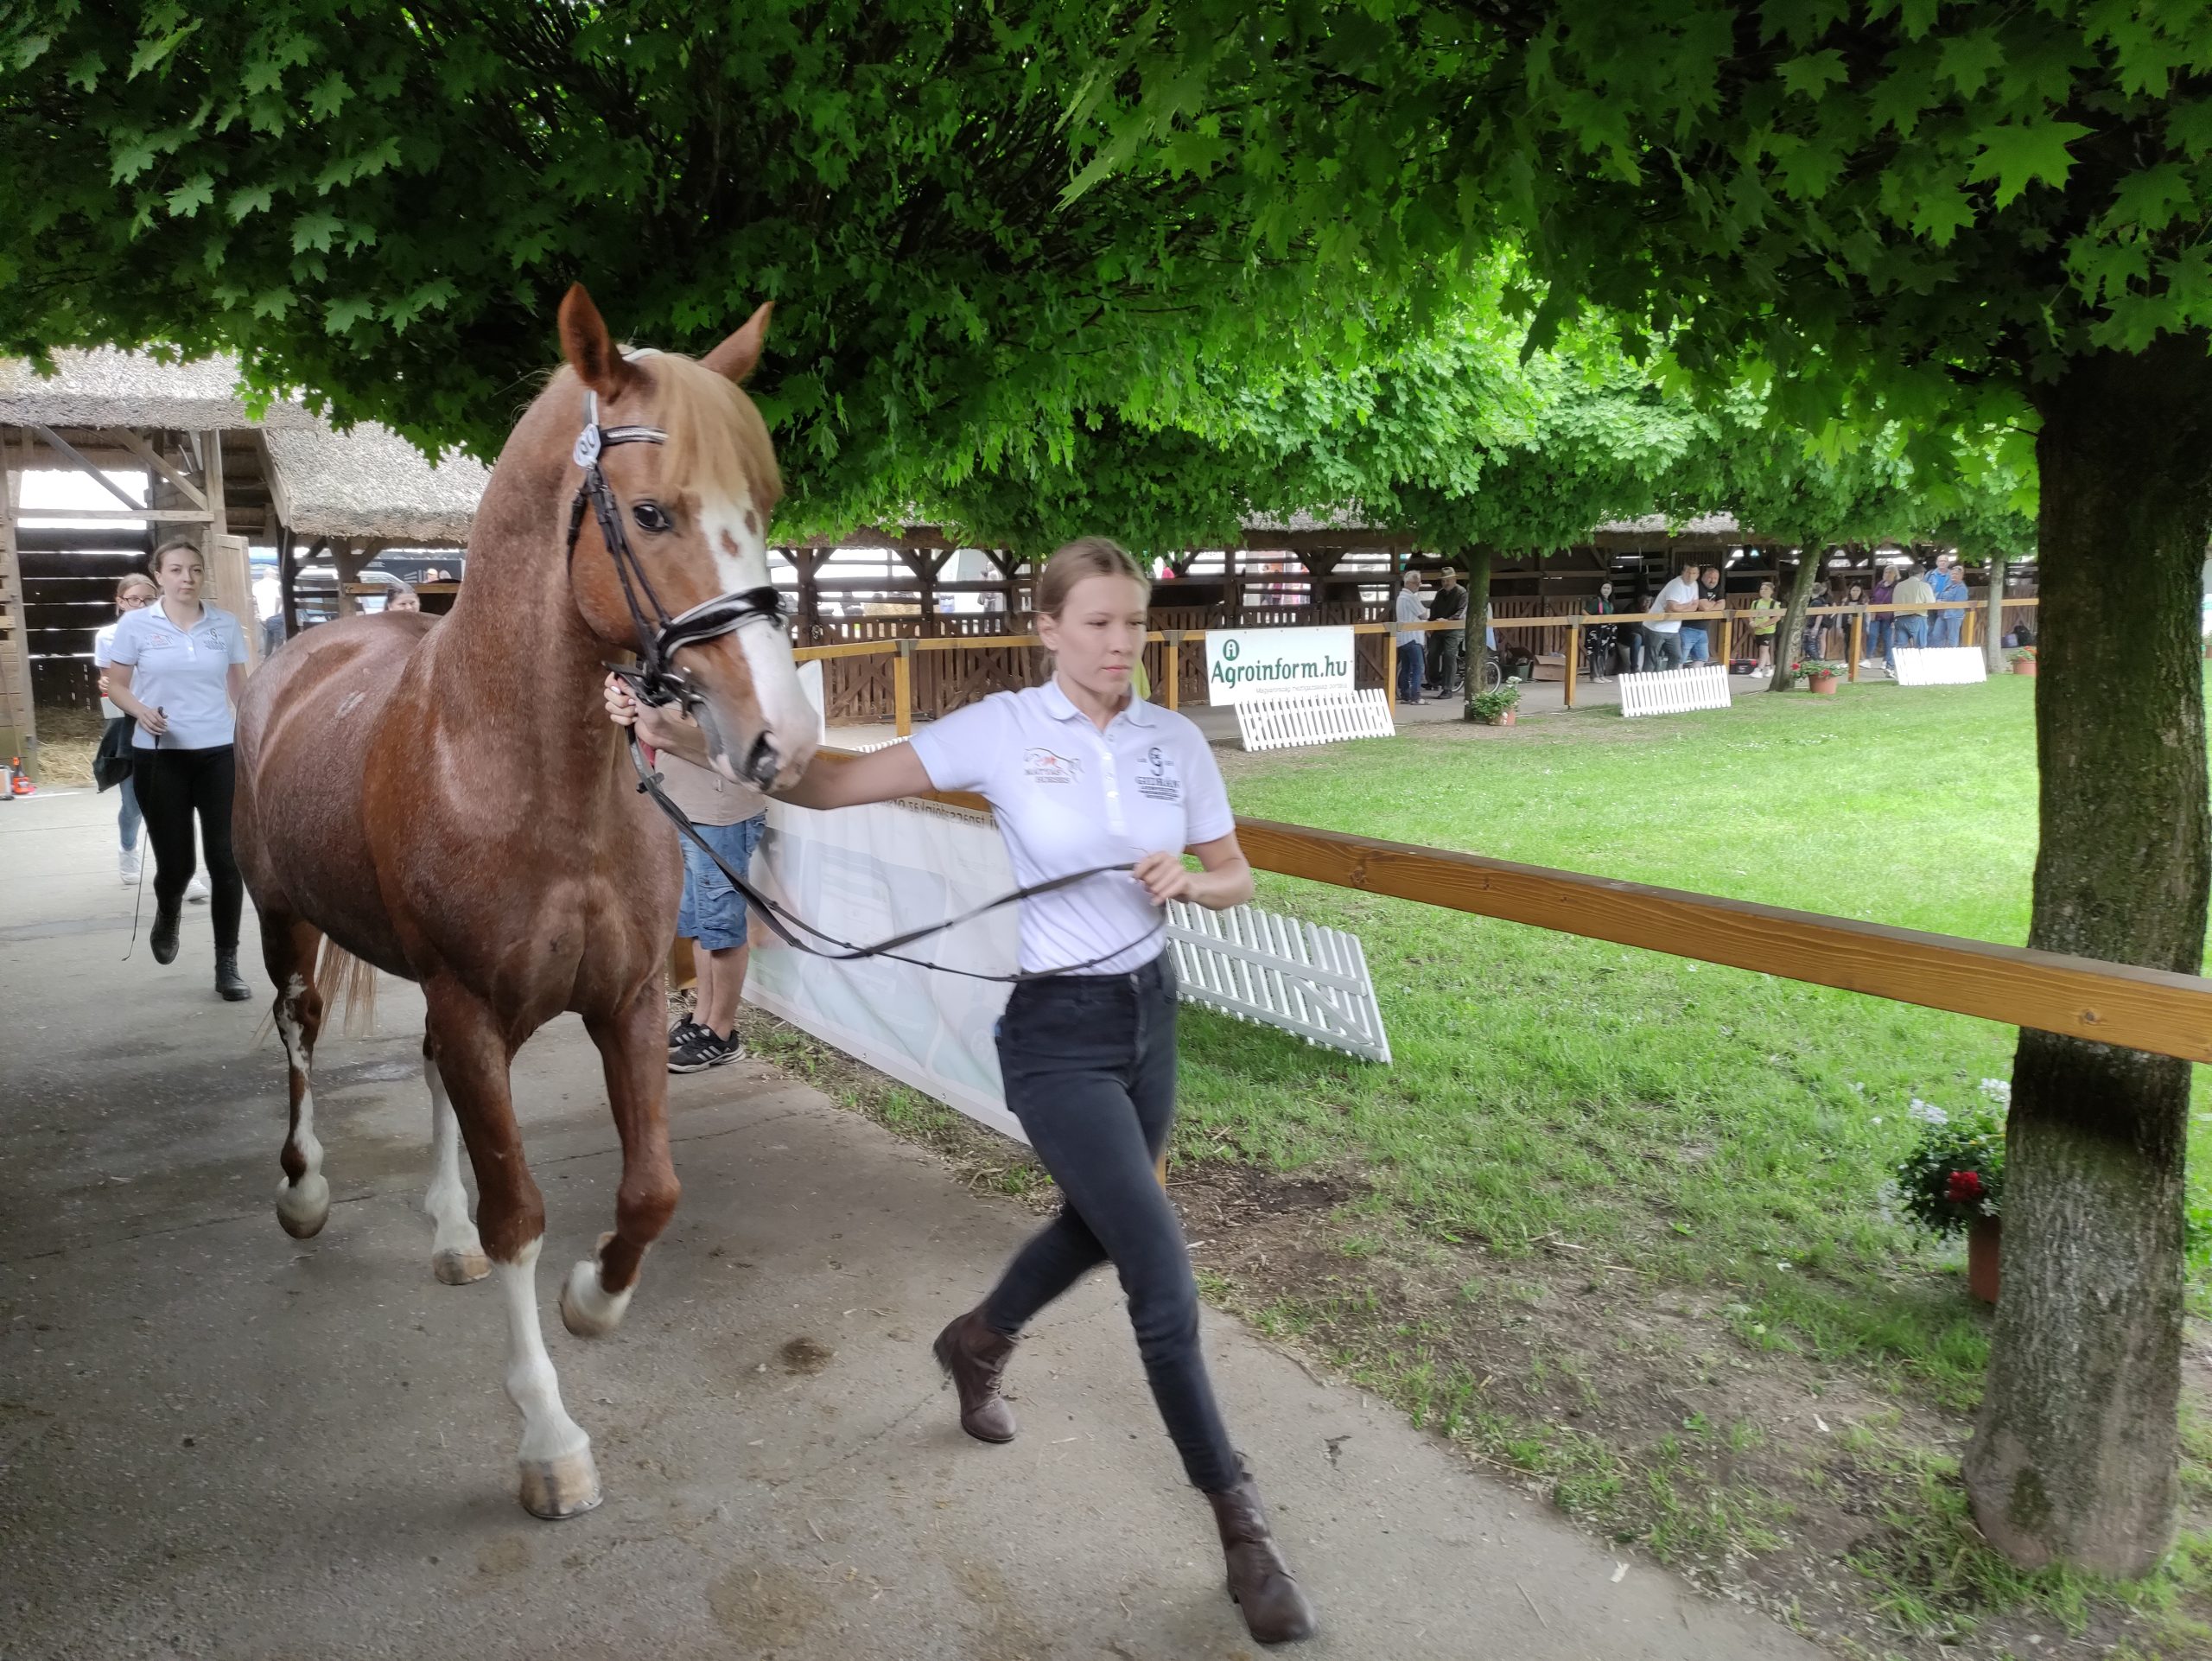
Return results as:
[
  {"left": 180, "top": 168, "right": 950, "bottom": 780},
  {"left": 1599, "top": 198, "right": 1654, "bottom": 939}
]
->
[
  {"left": 1136, "top": 744, "right": 1181, "bottom": 803},
  {"left": 1022, "top": 747, "right": 1084, "bottom": 786}
]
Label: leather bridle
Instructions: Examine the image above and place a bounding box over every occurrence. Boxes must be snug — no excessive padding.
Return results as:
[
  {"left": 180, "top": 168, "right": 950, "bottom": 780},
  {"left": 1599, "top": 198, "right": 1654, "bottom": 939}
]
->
[{"left": 564, "top": 388, "right": 785, "bottom": 712}]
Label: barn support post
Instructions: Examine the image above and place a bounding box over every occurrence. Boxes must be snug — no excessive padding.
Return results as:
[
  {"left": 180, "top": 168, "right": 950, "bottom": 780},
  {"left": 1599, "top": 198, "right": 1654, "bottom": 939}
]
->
[{"left": 0, "top": 430, "right": 34, "bottom": 774}]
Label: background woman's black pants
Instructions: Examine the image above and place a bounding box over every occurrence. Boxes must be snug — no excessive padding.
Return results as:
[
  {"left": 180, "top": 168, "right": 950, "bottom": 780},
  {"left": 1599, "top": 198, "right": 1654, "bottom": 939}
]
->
[
  {"left": 134, "top": 743, "right": 243, "bottom": 950},
  {"left": 981, "top": 956, "right": 1242, "bottom": 1492}
]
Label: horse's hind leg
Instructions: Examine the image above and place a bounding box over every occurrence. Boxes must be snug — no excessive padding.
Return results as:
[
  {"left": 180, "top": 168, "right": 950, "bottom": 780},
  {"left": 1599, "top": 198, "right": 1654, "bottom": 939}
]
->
[
  {"left": 561, "top": 980, "right": 680, "bottom": 1339},
  {"left": 423, "top": 1035, "right": 490, "bottom": 1285},
  {"left": 427, "top": 983, "right": 599, "bottom": 1519},
  {"left": 264, "top": 911, "right": 332, "bottom": 1239}
]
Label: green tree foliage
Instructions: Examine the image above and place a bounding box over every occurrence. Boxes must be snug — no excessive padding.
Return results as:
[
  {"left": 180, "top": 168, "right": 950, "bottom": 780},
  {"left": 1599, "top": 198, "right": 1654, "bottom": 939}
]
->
[
  {"left": 0, "top": 1, "right": 1373, "bottom": 535},
  {"left": 1083, "top": 1, "right": 2212, "bottom": 1575}
]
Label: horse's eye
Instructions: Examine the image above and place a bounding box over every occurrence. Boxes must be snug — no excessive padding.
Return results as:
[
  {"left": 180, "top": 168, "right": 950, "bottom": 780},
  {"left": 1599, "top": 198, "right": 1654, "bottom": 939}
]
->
[{"left": 632, "top": 501, "right": 672, "bottom": 533}]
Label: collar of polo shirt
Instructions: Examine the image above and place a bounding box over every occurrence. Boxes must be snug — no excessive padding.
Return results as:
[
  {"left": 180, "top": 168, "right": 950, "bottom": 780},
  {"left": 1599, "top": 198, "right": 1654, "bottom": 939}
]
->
[{"left": 1039, "top": 677, "right": 1156, "bottom": 728}]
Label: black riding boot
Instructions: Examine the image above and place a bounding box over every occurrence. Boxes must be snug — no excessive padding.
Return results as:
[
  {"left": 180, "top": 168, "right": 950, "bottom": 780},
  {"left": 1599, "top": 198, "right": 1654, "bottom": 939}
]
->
[
  {"left": 214, "top": 947, "right": 250, "bottom": 1002},
  {"left": 150, "top": 903, "right": 181, "bottom": 964},
  {"left": 1205, "top": 1465, "right": 1318, "bottom": 1645}
]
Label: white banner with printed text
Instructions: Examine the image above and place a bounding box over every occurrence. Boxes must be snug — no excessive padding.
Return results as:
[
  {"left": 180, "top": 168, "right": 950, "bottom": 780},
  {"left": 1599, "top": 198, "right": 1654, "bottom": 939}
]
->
[{"left": 1204, "top": 626, "right": 1357, "bottom": 704}]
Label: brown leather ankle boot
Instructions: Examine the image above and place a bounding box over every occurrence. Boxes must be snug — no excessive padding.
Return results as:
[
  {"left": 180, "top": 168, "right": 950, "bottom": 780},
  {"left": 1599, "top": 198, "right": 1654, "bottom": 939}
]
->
[
  {"left": 931, "top": 1308, "right": 1018, "bottom": 1442},
  {"left": 1205, "top": 1467, "right": 1318, "bottom": 1644}
]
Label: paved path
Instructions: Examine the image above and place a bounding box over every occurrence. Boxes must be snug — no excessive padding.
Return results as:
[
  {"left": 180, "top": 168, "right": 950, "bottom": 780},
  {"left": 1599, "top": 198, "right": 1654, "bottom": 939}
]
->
[{"left": 0, "top": 788, "right": 1819, "bottom": 1661}]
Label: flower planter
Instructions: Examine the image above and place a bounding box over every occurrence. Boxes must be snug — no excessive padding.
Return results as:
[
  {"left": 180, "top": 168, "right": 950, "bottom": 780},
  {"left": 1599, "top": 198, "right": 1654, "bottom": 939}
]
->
[
  {"left": 1808, "top": 673, "right": 1839, "bottom": 696},
  {"left": 2012, "top": 659, "right": 2037, "bottom": 677},
  {"left": 1967, "top": 1217, "right": 2000, "bottom": 1304},
  {"left": 1476, "top": 710, "right": 1516, "bottom": 727}
]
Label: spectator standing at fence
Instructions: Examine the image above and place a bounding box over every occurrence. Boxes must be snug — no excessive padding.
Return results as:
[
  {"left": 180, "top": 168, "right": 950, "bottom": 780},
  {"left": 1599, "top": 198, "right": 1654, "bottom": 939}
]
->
[
  {"left": 609, "top": 694, "right": 767, "bottom": 1073},
  {"left": 1583, "top": 579, "right": 1623, "bottom": 682},
  {"left": 1426, "top": 566, "right": 1467, "bottom": 694},
  {"left": 1929, "top": 555, "right": 1967, "bottom": 646},
  {"left": 1748, "top": 578, "right": 1782, "bottom": 673},
  {"left": 1645, "top": 558, "right": 1702, "bottom": 672},
  {"left": 385, "top": 583, "right": 423, "bottom": 614},
  {"left": 1395, "top": 569, "right": 1427, "bottom": 703},
  {"left": 1887, "top": 559, "right": 1936, "bottom": 673},
  {"left": 93, "top": 573, "right": 157, "bottom": 885},
  {"left": 621, "top": 537, "right": 1315, "bottom": 1644},
  {"left": 101, "top": 539, "right": 252, "bottom": 1002},
  {"left": 1868, "top": 564, "right": 1897, "bottom": 665}
]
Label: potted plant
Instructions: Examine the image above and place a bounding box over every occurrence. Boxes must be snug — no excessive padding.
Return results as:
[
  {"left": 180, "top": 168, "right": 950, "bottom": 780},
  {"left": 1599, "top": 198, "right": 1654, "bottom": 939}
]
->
[
  {"left": 1895, "top": 1100, "right": 2005, "bottom": 1301},
  {"left": 2007, "top": 645, "right": 2038, "bottom": 677},
  {"left": 1792, "top": 659, "right": 1845, "bottom": 695},
  {"left": 1467, "top": 681, "right": 1522, "bottom": 727}
]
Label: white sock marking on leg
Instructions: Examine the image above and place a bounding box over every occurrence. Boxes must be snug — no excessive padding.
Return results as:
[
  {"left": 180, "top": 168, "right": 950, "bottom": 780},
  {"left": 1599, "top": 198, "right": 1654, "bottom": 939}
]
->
[
  {"left": 274, "top": 979, "right": 328, "bottom": 1225},
  {"left": 423, "top": 1056, "right": 485, "bottom": 1269},
  {"left": 498, "top": 1240, "right": 591, "bottom": 1465}
]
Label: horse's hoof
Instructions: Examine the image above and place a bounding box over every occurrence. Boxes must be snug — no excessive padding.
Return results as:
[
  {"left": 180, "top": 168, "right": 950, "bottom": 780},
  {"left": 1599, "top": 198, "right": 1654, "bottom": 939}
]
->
[
  {"left": 518, "top": 1447, "right": 601, "bottom": 1520},
  {"left": 275, "top": 1174, "right": 331, "bottom": 1239},
  {"left": 558, "top": 1247, "right": 632, "bottom": 1340},
  {"left": 432, "top": 1245, "right": 491, "bottom": 1286}
]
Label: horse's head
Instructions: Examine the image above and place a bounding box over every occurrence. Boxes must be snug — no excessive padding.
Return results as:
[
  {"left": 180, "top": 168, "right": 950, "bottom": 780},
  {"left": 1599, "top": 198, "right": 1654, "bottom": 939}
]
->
[{"left": 556, "top": 284, "right": 817, "bottom": 791}]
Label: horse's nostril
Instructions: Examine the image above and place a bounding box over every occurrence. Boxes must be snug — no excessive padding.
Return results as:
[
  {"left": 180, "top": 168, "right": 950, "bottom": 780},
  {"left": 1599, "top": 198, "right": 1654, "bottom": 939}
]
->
[{"left": 743, "top": 734, "right": 779, "bottom": 787}]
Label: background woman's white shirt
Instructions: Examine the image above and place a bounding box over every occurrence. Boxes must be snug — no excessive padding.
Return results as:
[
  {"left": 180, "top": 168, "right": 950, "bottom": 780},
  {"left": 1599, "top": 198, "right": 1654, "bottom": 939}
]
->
[
  {"left": 105, "top": 603, "right": 249, "bottom": 750},
  {"left": 92, "top": 619, "right": 127, "bottom": 719},
  {"left": 907, "top": 681, "right": 1235, "bottom": 976}
]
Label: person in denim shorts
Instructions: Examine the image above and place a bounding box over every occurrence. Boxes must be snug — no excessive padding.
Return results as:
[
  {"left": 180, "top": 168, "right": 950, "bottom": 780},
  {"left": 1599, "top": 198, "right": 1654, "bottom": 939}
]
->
[
  {"left": 700, "top": 537, "right": 1319, "bottom": 1645},
  {"left": 616, "top": 697, "right": 767, "bottom": 1072}
]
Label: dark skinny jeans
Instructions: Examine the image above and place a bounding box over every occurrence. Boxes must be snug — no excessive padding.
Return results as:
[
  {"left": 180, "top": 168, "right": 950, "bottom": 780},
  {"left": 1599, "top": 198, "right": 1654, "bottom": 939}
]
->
[
  {"left": 982, "top": 955, "right": 1241, "bottom": 1492},
  {"left": 134, "top": 742, "right": 244, "bottom": 951}
]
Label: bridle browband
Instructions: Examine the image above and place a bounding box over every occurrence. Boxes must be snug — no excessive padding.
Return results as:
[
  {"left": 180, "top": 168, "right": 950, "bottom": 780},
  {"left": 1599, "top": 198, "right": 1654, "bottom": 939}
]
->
[{"left": 565, "top": 387, "right": 785, "bottom": 711}]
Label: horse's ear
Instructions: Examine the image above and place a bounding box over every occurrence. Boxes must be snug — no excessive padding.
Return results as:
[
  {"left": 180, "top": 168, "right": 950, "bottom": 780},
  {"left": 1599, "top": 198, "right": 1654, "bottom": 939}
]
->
[
  {"left": 558, "top": 284, "right": 635, "bottom": 398},
  {"left": 702, "top": 302, "right": 772, "bottom": 385}
]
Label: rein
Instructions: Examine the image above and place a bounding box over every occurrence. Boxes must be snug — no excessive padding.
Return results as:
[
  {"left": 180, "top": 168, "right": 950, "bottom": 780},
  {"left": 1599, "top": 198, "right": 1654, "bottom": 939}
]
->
[
  {"left": 565, "top": 389, "right": 1163, "bottom": 983},
  {"left": 627, "top": 738, "right": 1165, "bottom": 983}
]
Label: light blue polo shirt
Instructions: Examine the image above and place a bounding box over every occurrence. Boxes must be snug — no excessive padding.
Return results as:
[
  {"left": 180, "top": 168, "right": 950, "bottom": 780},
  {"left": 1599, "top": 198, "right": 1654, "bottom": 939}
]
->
[
  {"left": 908, "top": 680, "right": 1236, "bottom": 976},
  {"left": 106, "top": 602, "right": 250, "bottom": 750}
]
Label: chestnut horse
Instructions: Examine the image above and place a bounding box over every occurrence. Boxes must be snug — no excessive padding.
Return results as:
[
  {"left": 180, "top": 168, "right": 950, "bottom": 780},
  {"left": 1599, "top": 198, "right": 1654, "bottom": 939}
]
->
[{"left": 232, "top": 286, "right": 817, "bottom": 1518}]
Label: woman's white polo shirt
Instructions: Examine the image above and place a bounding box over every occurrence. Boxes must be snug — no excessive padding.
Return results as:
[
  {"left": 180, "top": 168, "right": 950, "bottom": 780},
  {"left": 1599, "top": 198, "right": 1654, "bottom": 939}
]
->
[
  {"left": 907, "top": 681, "right": 1235, "bottom": 976},
  {"left": 105, "top": 603, "right": 249, "bottom": 750}
]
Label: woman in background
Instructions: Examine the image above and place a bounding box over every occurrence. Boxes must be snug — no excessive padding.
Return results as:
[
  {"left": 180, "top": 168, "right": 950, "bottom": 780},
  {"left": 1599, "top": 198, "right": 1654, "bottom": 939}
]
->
[
  {"left": 102, "top": 540, "right": 251, "bottom": 1001},
  {"left": 93, "top": 572, "right": 156, "bottom": 884}
]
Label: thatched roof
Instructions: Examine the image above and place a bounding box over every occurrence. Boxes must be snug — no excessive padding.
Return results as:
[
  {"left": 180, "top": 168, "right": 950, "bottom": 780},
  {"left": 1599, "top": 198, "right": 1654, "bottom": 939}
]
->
[
  {"left": 262, "top": 423, "right": 486, "bottom": 544},
  {"left": 0, "top": 347, "right": 316, "bottom": 433},
  {"left": 0, "top": 347, "right": 487, "bottom": 544}
]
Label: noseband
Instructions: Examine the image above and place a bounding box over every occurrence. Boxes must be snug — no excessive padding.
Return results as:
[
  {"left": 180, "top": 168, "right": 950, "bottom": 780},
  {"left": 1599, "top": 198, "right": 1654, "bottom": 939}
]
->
[{"left": 565, "top": 388, "right": 785, "bottom": 709}]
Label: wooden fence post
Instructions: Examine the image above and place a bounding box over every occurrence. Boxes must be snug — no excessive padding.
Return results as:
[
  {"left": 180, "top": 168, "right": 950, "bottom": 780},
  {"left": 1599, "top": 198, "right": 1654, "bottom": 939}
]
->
[
  {"left": 1564, "top": 618, "right": 1580, "bottom": 709},
  {"left": 1848, "top": 610, "right": 1866, "bottom": 683},
  {"left": 1165, "top": 631, "right": 1182, "bottom": 711},
  {"left": 894, "top": 637, "right": 914, "bottom": 736}
]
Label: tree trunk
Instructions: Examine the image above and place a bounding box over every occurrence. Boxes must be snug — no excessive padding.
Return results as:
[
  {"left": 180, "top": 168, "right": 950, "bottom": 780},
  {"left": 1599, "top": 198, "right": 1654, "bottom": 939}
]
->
[
  {"left": 1964, "top": 335, "right": 2212, "bottom": 1575},
  {"left": 1460, "top": 543, "right": 1493, "bottom": 716},
  {"left": 1983, "top": 553, "right": 2010, "bottom": 675},
  {"left": 1764, "top": 542, "right": 1825, "bottom": 693}
]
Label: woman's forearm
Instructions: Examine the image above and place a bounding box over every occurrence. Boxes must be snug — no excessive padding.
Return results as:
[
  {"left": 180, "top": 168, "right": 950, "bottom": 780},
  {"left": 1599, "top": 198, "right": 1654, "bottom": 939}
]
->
[{"left": 1190, "top": 860, "right": 1255, "bottom": 910}]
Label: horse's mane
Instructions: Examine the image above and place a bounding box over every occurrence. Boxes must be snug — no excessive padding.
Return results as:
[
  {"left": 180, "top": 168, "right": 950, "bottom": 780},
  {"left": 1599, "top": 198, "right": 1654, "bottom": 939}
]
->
[{"left": 557, "top": 351, "right": 782, "bottom": 512}]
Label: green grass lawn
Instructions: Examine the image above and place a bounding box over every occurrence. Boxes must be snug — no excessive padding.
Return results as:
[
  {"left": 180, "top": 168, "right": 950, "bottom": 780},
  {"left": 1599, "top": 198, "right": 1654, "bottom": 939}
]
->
[{"left": 1168, "top": 673, "right": 2211, "bottom": 1654}]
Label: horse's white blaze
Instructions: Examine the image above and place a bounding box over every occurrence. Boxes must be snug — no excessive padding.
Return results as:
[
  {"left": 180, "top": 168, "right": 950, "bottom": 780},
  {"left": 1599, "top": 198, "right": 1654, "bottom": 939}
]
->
[
  {"left": 423, "top": 1057, "right": 486, "bottom": 1282},
  {"left": 497, "top": 1241, "right": 591, "bottom": 1464},
  {"left": 698, "top": 493, "right": 816, "bottom": 782},
  {"left": 273, "top": 977, "right": 329, "bottom": 1229}
]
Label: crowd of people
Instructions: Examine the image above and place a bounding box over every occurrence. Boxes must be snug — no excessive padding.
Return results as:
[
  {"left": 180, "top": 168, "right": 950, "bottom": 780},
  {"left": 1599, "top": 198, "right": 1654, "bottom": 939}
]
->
[{"left": 1395, "top": 552, "right": 1998, "bottom": 690}]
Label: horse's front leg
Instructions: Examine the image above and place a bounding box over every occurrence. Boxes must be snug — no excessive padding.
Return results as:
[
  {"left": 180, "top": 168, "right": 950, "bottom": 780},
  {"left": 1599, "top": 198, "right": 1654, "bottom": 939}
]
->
[
  {"left": 561, "top": 977, "right": 680, "bottom": 1339},
  {"left": 426, "top": 982, "right": 599, "bottom": 1519}
]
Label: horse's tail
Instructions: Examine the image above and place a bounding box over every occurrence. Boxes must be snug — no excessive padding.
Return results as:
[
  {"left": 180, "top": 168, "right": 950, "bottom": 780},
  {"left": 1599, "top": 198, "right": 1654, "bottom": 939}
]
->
[{"left": 318, "top": 937, "right": 380, "bottom": 1039}]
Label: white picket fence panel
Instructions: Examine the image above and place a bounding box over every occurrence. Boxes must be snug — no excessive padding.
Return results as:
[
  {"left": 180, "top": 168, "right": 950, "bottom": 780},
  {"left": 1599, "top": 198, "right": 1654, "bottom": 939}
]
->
[
  {"left": 1165, "top": 900, "right": 1391, "bottom": 1064},
  {"left": 1890, "top": 646, "right": 1989, "bottom": 686},
  {"left": 1236, "top": 687, "right": 1397, "bottom": 751},
  {"left": 1618, "top": 664, "right": 1733, "bottom": 718}
]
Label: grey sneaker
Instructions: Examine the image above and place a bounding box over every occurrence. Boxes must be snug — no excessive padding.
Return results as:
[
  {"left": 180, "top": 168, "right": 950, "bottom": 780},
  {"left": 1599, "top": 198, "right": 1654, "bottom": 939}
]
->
[{"left": 669, "top": 1024, "right": 743, "bottom": 1073}]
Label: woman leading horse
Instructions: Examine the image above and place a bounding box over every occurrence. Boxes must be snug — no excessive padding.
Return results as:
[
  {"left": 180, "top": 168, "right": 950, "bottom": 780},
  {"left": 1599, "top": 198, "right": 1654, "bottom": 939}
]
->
[{"left": 232, "top": 286, "right": 817, "bottom": 1519}]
